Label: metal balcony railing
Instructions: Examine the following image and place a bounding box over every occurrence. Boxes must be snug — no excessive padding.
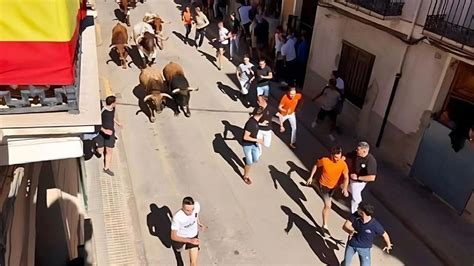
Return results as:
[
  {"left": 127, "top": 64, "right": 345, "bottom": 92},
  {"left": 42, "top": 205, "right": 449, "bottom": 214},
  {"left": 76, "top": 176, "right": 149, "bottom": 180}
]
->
[
  {"left": 336, "top": 0, "right": 405, "bottom": 18},
  {"left": 0, "top": 34, "right": 82, "bottom": 115},
  {"left": 423, "top": 0, "right": 474, "bottom": 47}
]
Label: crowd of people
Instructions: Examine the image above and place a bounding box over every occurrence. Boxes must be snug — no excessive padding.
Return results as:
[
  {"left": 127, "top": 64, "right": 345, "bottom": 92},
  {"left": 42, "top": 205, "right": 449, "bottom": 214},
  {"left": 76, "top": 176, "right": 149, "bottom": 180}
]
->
[{"left": 95, "top": 1, "right": 395, "bottom": 265}]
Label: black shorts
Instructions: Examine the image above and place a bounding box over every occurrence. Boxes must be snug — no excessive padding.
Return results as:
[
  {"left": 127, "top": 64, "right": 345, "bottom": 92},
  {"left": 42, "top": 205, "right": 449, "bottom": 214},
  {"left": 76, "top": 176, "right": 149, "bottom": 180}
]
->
[
  {"left": 317, "top": 108, "right": 338, "bottom": 122},
  {"left": 172, "top": 235, "right": 199, "bottom": 251},
  {"left": 95, "top": 131, "right": 116, "bottom": 148},
  {"left": 216, "top": 41, "right": 227, "bottom": 50},
  {"left": 320, "top": 184, "right": 336, "bottom": 202}
]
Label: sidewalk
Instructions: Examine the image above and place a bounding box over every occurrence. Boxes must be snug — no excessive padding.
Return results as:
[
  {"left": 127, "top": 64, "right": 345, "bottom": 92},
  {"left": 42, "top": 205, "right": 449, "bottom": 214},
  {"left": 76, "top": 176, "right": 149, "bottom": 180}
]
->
[{"left": 268, "top": 84, "right": 474, "bottom": 266}]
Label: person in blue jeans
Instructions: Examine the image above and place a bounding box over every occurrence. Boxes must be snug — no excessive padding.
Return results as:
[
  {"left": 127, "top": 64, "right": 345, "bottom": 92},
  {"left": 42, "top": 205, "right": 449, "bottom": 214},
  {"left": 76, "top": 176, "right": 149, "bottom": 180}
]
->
[
  {"left": 342, "top": 202, "right": 393, "bottom": 266},
  {"left": 254, "top": 58, "right": 273, "bottom": 97},
  {"left": 242, "top": 106, "right": 264, "bottom": 185}
]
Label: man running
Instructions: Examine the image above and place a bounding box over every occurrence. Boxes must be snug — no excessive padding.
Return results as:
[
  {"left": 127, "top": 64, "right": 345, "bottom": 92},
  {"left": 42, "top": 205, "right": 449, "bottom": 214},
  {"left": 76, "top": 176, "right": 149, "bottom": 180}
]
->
[
  {"left": 275, "top": 85, "right": 302, "bottom": 149},
  {"left": 256, "top": 95, "right": 284, "bottom": 156},
  {"left": 311, "top": 78, "right": 342, "bottom": 141},
  {"left": 193, "top": 7, "right": 210, "bottom": 48},
  {"left": 306, "top": 146, "right": 349, "bottom": 234},
  {"left": 95, "top": 95, "right": 123, "bottom": 176},
  {"left": 345, "top": 141, "right": 377, "bottom": 213},
  {"left": 242, "top": 107, "right": 265, "bottom": 185},
  {"left": 236, "top": 54, "right": 254, "bottom": 97},
  {"left": 342, "top": 202, "right": 393, "bottom": 266},
  {"left": 171, "top": 196, "right": 206, "bottom": 266},
  {"left": 254, "top": 58, "right": 273, "bottom": 97},
  {"left": 212, "top": 21, "right": 230, "bottom": 70}
]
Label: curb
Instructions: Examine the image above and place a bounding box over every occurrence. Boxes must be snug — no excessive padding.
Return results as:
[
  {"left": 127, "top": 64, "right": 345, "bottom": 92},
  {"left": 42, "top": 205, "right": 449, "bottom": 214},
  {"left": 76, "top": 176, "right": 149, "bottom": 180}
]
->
[{"left": 370, "top": 188, "right": 453, "bottom": 266}]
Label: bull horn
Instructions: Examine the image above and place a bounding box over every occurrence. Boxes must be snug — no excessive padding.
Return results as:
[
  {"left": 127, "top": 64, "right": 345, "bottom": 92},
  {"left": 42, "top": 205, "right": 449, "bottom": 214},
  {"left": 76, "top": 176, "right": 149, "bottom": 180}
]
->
[
  {"left": 172, "top": 88, "right": 180, "bottom": 94},
  {"left": 162, "top": 93, "right": 173, "bottom": 99},
  {"left": 109, "top": 44, "right": 117, "bottom": 49},
  {"left": 188, "top": 87, "right": 199, "bottom": 91},
  {"left": 144, "top": 95, "right": 153, "bottom": 102}
]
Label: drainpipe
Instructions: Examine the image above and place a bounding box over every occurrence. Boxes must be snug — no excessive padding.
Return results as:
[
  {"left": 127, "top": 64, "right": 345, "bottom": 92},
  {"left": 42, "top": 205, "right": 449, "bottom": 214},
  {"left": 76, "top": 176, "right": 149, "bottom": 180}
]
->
[{"left": 375, "top": 0, "right": 423, "bottom": 147}]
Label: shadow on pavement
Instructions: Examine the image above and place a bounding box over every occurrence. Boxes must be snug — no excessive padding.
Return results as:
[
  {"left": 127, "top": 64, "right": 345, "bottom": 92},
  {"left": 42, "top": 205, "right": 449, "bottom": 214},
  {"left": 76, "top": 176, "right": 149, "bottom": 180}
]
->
[
  {"left": 269, "top": 165, "right": 317, "bottom": 226},
  {"left": 146, "top": 203, "right": 184, "bottom": 266},
  {"left": 221, "top": 120, "right": 244, "bottom": 146},
  {"left": 212, "top": 133, "right": 244, "bottom": 178},
  {"left": 216, "top": 81, "right": 251, "bottom": 108},
  {"left": 133, "top": 84, "right": 153, "bottom": 122},
  {"left": 281, "top": 205, "right": 341, "bottom": 266},
  {"left": 197, "top": 49, "right": 220, "bottom": 70},
  {"left": 128, "top": 45, "right": 147, "bottom": 69},
  {"left": 114, "top": 8, "right": 127, "bottom": 24}
]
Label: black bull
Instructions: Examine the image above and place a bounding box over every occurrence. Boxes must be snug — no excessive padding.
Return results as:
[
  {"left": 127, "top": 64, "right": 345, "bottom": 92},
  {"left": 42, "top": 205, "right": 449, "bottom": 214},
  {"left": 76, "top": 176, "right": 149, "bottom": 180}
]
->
[{"left": 169, "top": 75, "right": 198, "bottom": 117}]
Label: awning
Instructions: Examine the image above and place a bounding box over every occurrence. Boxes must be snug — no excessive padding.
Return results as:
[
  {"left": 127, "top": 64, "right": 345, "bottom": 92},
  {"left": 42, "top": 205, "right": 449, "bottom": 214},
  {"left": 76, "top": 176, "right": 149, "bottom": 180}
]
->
[
  {"left": 0, "top": 0, "right": 86, "bottom": 85},
  {"left": 0, "top": 137, "right": 83, "bottom": 166}
]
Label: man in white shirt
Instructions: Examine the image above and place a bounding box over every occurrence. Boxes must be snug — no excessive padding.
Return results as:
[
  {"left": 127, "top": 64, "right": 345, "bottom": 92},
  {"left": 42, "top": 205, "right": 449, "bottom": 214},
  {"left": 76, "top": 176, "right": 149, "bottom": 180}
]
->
[
  {"left": 212, "top": 21, "right": 230, "bottom": 70},
  {"left": 171, "top": 197, "right": 206, "bottom": 266},
  {"left": 280, "top": 36, "right": 297, "bottom": 85}
]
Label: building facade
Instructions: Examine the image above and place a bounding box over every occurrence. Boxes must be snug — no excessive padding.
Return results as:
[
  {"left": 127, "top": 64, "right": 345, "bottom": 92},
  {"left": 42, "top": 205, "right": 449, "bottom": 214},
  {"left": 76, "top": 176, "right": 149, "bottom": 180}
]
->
[
  {"left": 305, "top": 0, "right": 474, "bottom": 214},
  {"left": 0, "top": 1, "right": 101, "bottom": 264}
]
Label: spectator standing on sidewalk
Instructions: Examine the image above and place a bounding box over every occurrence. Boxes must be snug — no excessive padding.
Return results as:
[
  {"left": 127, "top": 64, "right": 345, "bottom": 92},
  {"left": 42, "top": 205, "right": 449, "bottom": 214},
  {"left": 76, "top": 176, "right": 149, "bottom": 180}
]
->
[
  {"left": 345, "top": 142, "right": 377, "bottom": 213},
  {"left": 95, "top": 95, "right": 123, "bottom": 176},
  {"left": 280, "top": 35, "right": 297, "bottom": 85},
  {"left": 254, "top": 58, "right": 273, "bottom": 97},
  {"left": 273, "top": 26, "right": 284, "bottom": 81},
  {"left": 171, "top": 196, "right": 207, "bottom": 266},
  {"left": 193, "top": 7, "right": 210, "bottom": 48},
  {"left": 306, "top": 146, "right": 349, "bottom": 234},
  {"left": 254, "top": 14, "right": 269, "bottom": 59},
  {"left": 256, "top": 95, "right": 284, "bottom": 156},
  {"left": 228, "top": 12, "right": 240, "bottom": 60},
  {"left": 274, "top": 85, "right": 302, "bottom": 149},
  {"left": 242, "top": 106, "right": 265, "bottom": 185},
  {"left": 236, "top": 54, "right": 255, "bottom": 97},
  {"left": 296, "top": 33, "right": 309, "bottom": 87},
  {"left": 342, "top": 202, "right": 393, "bottom": 266},
  {"left": 311, "top": 79, "right": 343, "bottom": 141},
  {"left": 182, "top": 6, "right": 193, "bottom": 44}
]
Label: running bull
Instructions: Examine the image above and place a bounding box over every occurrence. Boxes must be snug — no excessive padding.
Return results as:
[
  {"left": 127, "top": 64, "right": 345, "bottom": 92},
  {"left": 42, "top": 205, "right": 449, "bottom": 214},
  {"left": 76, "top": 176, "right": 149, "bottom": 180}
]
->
[
  {"left": 162, "top": 62, "right": 199, "bottom": 117},
  {"left": 139, "top": 66, "right": 173, "bottom": 122}
]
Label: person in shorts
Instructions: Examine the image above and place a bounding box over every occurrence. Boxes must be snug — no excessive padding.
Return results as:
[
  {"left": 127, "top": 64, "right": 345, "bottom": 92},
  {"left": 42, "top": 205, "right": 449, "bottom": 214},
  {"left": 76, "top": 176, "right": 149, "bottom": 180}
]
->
[
  {"left": 171, "top": 196, "right": 206, "bottom": 266},
  {"left": 212, "top": 21, "right": 230, "bottom": 70},
  {"left": 242, "top": 106, "right": 265, "bottom": 185},
  {"left": 311, "top": 78, "right": 342, "bottom": 141},
  {"left": 306, "top": 146, "right": 349, "bottom": 234},
  {"left": 254, "top": 58, "right": 273, "bottom": 97},
  {"left": 95, "top": 95, "right": 122, "bottom": 176},
  {"left": 256, "top": 95, "right": 283, "bottom": 156},
  {"left": 236, "top": 54, "right": 254, "bottom": 96}
]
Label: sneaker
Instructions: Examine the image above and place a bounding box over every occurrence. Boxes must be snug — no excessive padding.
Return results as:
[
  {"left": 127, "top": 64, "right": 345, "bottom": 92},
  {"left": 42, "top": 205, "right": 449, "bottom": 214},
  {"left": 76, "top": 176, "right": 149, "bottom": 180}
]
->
[
  {"left": 103, "top": 168, "right": 115, "bottom": 176},
  {"left": 280, "top": 81, "right": 288, "bottom": 86},
  {"left": 311, "top": 121, "right": 318, "bottom": 128},
  {"left": 289, "top": 143, "right": 296, "bottom": 149},
  {"left": 328, "top": 134, "right": 335, "bottom": 142}
]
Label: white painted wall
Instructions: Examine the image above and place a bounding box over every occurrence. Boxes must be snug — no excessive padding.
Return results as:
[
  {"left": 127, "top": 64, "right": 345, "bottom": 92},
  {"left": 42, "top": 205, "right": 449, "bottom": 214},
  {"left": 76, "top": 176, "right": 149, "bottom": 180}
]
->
[{"left": 309, "top": 6, "right": 449, "bottom": 134}]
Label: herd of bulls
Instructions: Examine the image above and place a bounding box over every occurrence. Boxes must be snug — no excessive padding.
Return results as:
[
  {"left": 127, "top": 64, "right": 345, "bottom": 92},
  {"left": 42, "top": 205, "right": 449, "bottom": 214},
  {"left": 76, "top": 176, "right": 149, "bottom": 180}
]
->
[{"left": 110, "top": 0, "right": 199, "bottom": 121}]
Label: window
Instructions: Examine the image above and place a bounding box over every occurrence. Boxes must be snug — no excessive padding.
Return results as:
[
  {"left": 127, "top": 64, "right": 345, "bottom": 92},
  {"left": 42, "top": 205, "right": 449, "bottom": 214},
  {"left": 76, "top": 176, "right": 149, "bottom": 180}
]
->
[{"left": 338, "top": 41, "right": 375, "bottom": 108}]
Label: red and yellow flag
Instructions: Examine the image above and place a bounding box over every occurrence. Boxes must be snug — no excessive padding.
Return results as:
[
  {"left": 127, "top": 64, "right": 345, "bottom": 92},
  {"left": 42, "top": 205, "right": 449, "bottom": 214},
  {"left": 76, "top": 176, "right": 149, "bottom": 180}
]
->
[{"left": 0, "top": 0, "right": 86, "bottom": 85}]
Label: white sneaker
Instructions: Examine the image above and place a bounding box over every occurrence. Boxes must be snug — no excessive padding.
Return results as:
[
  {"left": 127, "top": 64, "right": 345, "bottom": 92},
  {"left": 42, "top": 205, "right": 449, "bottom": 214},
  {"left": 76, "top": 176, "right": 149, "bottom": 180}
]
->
[
  {"left": 328, "top": 134, "right": 335, "bottom": 142},
  {"left": 311, "top": 121, "right": 317, "bottom": 128}
]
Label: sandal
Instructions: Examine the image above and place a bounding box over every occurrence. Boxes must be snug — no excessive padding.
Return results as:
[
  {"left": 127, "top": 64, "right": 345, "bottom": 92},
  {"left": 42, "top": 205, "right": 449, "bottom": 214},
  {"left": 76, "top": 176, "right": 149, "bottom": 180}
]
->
[{"left": 243, "top": 176, "right": 252, "bottom": 185}]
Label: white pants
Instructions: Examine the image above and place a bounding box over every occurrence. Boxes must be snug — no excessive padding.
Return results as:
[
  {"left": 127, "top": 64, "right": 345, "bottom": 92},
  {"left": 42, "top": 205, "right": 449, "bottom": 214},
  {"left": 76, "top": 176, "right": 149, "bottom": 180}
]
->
[
  {"left": 349, "top": 181, "right": 367, "bottom": 213},
  {"left": 274, "top": 113, "right": 297, "bottom": 144},
  {"left": 257, "top": 129, "right": 272, "bottom": 155}
]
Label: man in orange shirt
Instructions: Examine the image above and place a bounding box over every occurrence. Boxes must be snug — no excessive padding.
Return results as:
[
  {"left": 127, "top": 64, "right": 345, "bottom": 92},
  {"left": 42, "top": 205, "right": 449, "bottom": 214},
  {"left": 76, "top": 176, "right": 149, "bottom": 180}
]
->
[
  {"left": 182, "top": 6, "right": 193, "bottom": 44},
  {"left": 306, "top": 146, "right": 349, "bottom": 235},
  {"left": 274, "top": 85, "right": 302, "bottom": 149}
]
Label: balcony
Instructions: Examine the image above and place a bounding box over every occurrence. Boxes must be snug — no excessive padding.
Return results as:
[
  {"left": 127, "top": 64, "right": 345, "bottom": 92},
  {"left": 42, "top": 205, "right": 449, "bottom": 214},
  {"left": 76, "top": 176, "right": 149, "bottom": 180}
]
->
[
  {"left": 336, "top": 0, "right": 405, "bottom": 19},
  {"left": 423, "top": 0, "right": 474, "bottom": 48}
]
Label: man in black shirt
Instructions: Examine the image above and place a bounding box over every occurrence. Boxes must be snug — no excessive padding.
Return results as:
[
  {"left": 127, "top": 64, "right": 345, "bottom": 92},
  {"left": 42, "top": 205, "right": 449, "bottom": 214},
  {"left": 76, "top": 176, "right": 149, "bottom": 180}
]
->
[
  {"left": 345, "top": 141, "right": 377, "bottom": 213},
  {"left": 254, "top": 58, "right": 273, "bottom": 97},
  {"left": 95, "top": 96, "right": 123, "bottom": 176},
  {"left": 242, "top": 106, "right": 264, "bottom": 185},
  {"left": 256, "top": 95, "right": 283, "bottom": 156}
]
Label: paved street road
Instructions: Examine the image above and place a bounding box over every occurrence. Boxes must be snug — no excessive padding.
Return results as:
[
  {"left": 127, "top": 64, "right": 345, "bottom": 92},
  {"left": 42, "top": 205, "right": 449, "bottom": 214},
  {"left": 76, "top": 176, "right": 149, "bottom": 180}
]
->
[{"left": 93, "top": 0, "right": 442, "bottom": 265}]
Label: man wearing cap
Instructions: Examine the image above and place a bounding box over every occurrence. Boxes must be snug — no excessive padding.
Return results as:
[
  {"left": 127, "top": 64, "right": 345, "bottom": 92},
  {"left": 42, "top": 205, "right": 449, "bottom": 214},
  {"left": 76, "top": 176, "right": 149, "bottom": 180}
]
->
[{"left": 345, "top": 142, "right": 377, "bottom": 213}]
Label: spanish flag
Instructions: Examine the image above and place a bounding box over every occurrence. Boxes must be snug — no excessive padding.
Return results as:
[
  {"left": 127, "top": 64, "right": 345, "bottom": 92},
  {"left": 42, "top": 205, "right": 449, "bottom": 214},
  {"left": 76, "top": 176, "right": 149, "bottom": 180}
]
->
[{"left": 0, "top": 0, "right": 86, "bottom": 85}]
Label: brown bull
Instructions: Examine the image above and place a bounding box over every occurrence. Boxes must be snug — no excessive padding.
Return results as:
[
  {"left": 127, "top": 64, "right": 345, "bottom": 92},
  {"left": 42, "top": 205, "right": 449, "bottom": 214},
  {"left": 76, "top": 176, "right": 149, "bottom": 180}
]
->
[
  {"left": 139, "top": 66, "right": 173, "bottom": 122},
  {"left": 110, "top": 23, "right": 130, "bottom": 69},
  {"left": 143, "top": 13, "right": 169, "bottom": 50},
  {"left": 163, "top": 62, "right": 198, "bottom": 117}
]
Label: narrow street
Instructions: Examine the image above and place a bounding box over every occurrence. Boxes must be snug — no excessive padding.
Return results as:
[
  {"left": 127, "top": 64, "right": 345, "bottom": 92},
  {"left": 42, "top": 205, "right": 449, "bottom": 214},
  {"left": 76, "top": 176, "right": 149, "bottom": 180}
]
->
[{"left": 91, "top": 0, "right": 443, "bottom": 265}]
